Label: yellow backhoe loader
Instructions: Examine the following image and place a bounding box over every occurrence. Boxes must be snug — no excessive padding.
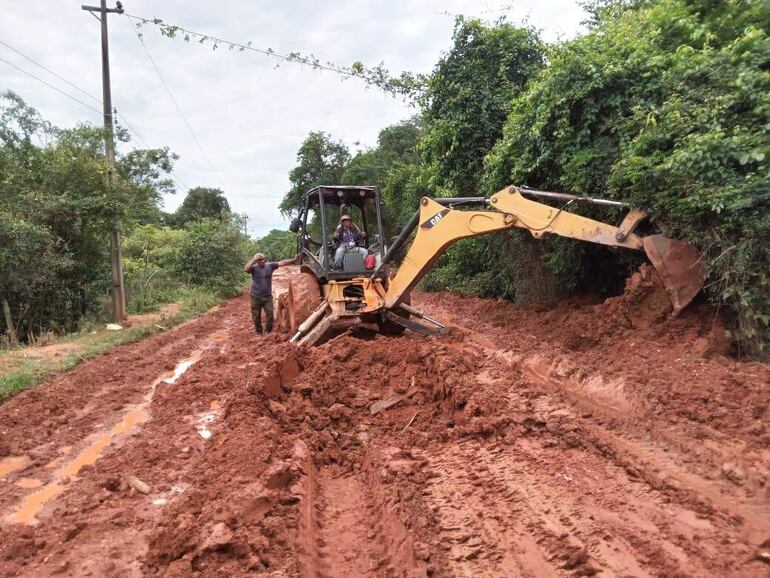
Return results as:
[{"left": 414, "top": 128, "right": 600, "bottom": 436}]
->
[{"left": 286, "top": 185, "right": 706, "bottom": 346}]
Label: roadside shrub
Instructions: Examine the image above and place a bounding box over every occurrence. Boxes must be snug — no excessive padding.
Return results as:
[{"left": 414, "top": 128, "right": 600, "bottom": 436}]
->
[
  {"left": 175, "top": 218, "right": 250, "bottom": 296},
  {"left": 483, "top": 0, "right": 770, "bottom": 355}
]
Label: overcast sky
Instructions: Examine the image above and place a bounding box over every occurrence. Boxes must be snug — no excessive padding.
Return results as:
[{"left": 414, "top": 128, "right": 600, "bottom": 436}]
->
[{"left": 1, "top": 0, "right": 587, "bottom": 237}]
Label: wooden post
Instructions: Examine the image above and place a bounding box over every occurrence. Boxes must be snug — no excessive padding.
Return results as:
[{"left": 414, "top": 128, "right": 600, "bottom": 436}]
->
[
  {"left": 2, "top": 298, "right": 19, "bottom": 346},
  {"left": 82, "top": 0, "right": 127, "bottom": 322}
]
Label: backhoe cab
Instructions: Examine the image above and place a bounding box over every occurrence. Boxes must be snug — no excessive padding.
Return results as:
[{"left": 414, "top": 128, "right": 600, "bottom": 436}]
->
[
  {"left": 285, "top": 186, "right": 402, "bottom": 343},
  {"left": 290, "top": 186, "right": 387, "bottom": 281},
  {"left": 286, "top": 185, "right": 707, "bottom": 346}
]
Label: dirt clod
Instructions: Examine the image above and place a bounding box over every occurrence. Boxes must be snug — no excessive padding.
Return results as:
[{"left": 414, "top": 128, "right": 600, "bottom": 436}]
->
[
  {"left": 125, "top": 474, "right": 151, "bottom": 494},
  {"left": 264, "top": 463, "right": 294, "bottom": 490},
  {"left": 199, "top": 523, "right": 233, "bottom": 553}
]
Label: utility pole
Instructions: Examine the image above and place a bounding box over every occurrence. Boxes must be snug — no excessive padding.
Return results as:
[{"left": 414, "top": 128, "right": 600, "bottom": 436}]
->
[
  {"left": 242, "top": 213, "right": 249, "bottom": 237},
  {"left": 82, "top": 0, "right": 126, "bottom": 322}
]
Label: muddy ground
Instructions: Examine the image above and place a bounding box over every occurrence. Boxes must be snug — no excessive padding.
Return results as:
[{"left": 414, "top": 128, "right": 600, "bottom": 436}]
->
[{"left": 1, "top": 267, "right": 769, "bottom": 577}]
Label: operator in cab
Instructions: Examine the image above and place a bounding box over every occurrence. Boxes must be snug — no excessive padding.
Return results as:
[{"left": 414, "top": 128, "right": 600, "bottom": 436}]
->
[
  {"left": 332, "top": 215, "right": 367, "bottom": 269},
  {"left": 244, "top": 252, "right": 297, "bottom": 335}
]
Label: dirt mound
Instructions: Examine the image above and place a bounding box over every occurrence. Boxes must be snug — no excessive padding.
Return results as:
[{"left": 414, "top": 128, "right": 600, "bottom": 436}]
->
[{"left": 600, "top": 263, "right": 673, "bottom": 327}]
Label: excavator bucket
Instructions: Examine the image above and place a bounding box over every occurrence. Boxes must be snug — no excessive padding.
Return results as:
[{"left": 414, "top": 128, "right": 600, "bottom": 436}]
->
[{"left": 642, "top": 235, "right": 706, "bottom": 316}]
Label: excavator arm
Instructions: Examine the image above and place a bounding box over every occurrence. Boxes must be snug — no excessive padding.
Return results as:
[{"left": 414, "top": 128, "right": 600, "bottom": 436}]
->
[{"left": 383, "top": 186, "right": 704, "bottom": 314}]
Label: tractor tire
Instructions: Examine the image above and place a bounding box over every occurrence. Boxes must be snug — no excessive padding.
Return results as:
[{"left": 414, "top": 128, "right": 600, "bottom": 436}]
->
[{"left": 287, "top": 272, "right": 322, "bottom": 333}]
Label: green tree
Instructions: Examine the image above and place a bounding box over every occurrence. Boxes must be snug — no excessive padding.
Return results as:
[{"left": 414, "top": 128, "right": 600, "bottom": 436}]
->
[
  {"left": 421, "top": 18, "right": 544, "bottom": 195},
  {"left": 118, "top": 147, "right": 178, "bottom": 225},
  {"left": 484, "top": 0, "right": 770, "bottom": 353},
  {"left": 252, "top": 229, "right": 297, "bottom": 261},
  {"left": 0, "top": 91, "right": 178, "bottom": 340},
  {"left": 379, "top": 19, "right": 545, "bottom": 298},
  {"left": 342, "top": 118, "right": 422, "bottom": 187},
  {"left": 377, "top": 119, "right": 421, "bottom": 165},
  {"left": 173, "top": 187, "right": 231, "bottom": 226},
  {"left": 123, "top": 225, "right": 187, "bottom": 273},
  {"left": 175, "top": 218, "right": 250, "bottom": 296},
  {"left": 280, "top": 131, "right": 350, "bottom": 215}
]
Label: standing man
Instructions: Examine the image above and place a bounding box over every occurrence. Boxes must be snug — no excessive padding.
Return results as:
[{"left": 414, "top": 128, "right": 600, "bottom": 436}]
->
[{"left": 244, "top": 252, "right": 297, "bottom": 335}]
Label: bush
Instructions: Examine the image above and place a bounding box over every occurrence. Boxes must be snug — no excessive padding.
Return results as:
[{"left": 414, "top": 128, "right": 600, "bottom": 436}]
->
[
  {"left": 175, "top": 218, "right": 251, "bottom": 296},
  {"left": 483, "top": 0, "right": 770, "bottom": 355},
  {"left": 252, "top": 229, "right": 297, "bottom": 262}
]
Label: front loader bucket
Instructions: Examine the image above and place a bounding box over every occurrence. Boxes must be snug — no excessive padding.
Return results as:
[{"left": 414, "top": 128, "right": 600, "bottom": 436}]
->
[{"left": 642, "top": 234, "right": 706, "bottom": 316}]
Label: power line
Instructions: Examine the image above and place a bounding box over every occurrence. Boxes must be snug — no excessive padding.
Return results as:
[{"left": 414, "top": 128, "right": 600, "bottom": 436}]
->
[
  {"left": 127, "top": 17, "right": 226, "bottom": 190},
  {"left": 0, "top": 41, "right": 188, "bottom": 192},
  {"left": 0, "top": 55, "right": 103, "bottom": 117},
  {"left": 0, "top": 39, "right": 102, "bottom": 105},
  {"left": 124, "top": 13, "right": 361, "bottom": 79},
  {"left": 121, "top": 12, "right": 427, "bottom": 99}
]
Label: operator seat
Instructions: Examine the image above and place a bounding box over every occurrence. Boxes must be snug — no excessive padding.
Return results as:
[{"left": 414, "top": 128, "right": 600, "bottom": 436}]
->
[{"left": 342, "top": 250, "right": 365, "bottom": 272}]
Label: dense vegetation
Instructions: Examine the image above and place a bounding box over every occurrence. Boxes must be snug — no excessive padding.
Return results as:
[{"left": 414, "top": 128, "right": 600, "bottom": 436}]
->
[
  {"left": 0, "top": 91, "right": 252, "bottom": 345},
  {"left": 280, "top": 2, "right": 770, "bottom": 355},
  {"left": 3, "top": 1, "right": 767, "bottom": 355}
]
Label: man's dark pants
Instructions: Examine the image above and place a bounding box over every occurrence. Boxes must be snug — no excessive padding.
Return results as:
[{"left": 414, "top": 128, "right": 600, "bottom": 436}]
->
[{"left": 250, "top": 293, "right": 273, "bottom": 334}]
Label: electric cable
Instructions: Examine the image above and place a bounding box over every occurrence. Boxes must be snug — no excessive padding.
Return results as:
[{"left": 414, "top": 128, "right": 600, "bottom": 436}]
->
[
  {"left": 0, "top": 40, "right": 189, "bottom": 191},
  {"left": 124, "top": 13, "right": 362, "bottom": 79},
  {"left": 0, "top": 55, "right": 103, "bottom": 117},
  {"left": 127, "top": 17, "right": 226, "bottom": 189}
]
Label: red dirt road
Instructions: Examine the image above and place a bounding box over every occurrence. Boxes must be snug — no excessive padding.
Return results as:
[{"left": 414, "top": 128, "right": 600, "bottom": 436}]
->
[{"left": 1, "top": 268, "right": 769, "bottom": 577}]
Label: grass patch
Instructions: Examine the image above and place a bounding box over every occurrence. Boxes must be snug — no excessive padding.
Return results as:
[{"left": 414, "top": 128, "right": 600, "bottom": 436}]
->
[{"left": 0, "top": 287, "right": 222, "bottom": 404}]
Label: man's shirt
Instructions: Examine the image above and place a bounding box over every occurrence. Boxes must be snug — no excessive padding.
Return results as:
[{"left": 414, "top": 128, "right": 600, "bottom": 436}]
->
[{"left": 250, "top": 262, "right": 279, "bottom": 297}]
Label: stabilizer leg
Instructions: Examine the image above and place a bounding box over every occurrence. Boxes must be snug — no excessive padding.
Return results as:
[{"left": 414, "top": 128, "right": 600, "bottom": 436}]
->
[
  {"left": 384, "top": 311, "right": 447, "bottom": 336},
  {"left": 296, "top": 311, "right": 339, "bottom": 346}
]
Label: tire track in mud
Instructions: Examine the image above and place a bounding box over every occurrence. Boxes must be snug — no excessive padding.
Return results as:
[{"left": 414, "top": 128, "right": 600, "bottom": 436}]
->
[
  {"left": 419, "top": 440, "right": 557, "bottom": 577},
  {"left": 416, "top": 295, "right": 768, "bottom": 576},
  {"left": 420, "top": 438, "right": 721, "bottom": 577},
  {"left": 315, "top": 468, "right": 384, "bottom": 577}
]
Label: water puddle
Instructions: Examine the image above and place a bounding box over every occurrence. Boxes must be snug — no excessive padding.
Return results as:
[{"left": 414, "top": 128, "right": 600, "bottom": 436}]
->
[
  {"left": 195, "top": 399, "right": 220, "bottom": 440},
  {"left": 209, "top": 329, "right": 229, "bottom": 353},
  {"left": 15, "top": 478, "right": 43, "bottom": 489},
  {"left": 0, "top": 456, "right": 28, "bottom": 478},
  {"left": 165, "top": 358, "right": 197, "bottom": 384},
  {"left": 6, "top": 352, "right": 202, "bottom": 525},
  {"left": 45, "top": 445, "right": 75, "bottom": 470}
]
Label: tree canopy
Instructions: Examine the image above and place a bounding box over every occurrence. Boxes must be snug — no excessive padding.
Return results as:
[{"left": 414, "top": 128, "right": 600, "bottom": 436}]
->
[
  {"left": 280, "top": 4, "right": 770, "bottom": 355},
  {"left": 421, "top": 18, "right": 544, "bottom": 195},
  {"left": 0, "top": 91, "right": 249, "bottom": 342},
  {"left": 172, "top": 187, "right": 231, "bottom": 226},
  {"left": 279, "top": 132, "right": 351, "bottom": 215},
  {"left": 483, "top": 0, "right": 770, "bottom": 353}
]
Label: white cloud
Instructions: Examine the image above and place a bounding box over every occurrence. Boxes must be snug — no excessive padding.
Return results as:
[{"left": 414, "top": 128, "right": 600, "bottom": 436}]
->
[{"left": 0, "top": 0, "right": 586, "bottom": 236}]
